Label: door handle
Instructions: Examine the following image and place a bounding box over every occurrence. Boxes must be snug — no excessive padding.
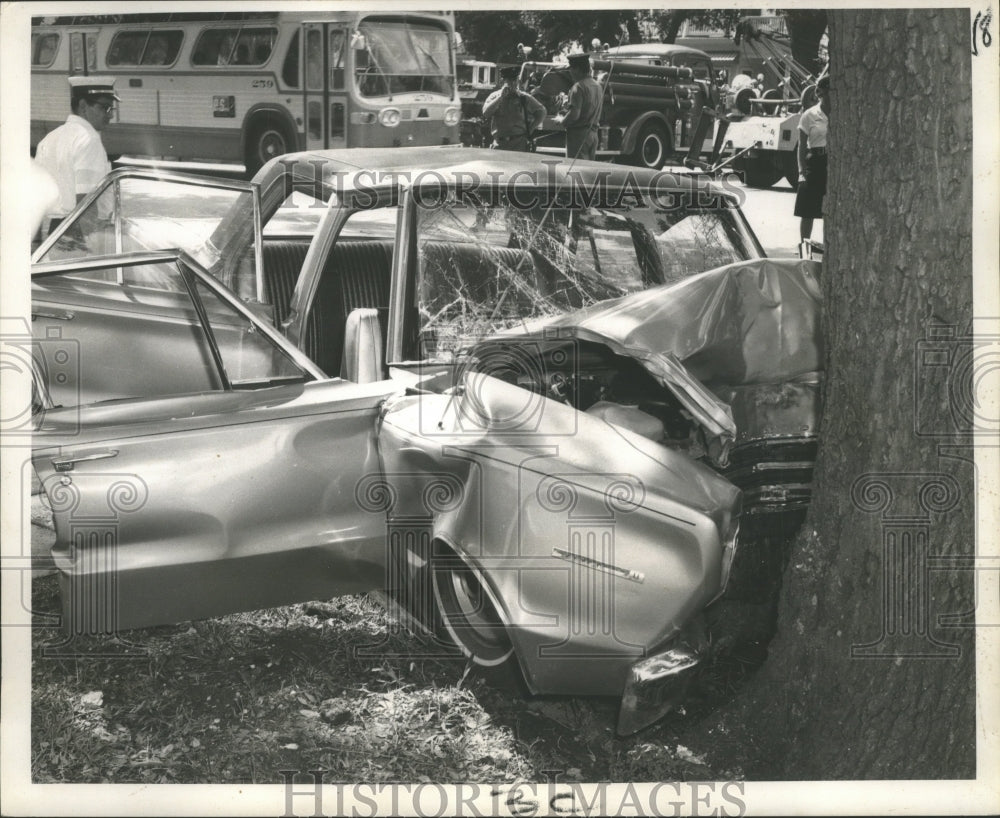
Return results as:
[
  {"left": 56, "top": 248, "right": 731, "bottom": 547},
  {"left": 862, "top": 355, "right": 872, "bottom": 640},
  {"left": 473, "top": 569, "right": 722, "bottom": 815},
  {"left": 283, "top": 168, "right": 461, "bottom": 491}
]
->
[{"left": 52, "top": 449, "right": 119, "bottom": 472}]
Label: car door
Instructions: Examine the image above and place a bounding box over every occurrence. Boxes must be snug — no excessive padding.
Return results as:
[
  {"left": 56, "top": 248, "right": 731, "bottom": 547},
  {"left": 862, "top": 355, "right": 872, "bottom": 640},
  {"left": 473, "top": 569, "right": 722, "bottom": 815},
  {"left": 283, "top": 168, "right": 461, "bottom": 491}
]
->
[
  {"left": 33, "top": 169, "right": 266, "bottom": 306},
  {"left": 31, "top": 252, "right": 397, "bottom": 635}
]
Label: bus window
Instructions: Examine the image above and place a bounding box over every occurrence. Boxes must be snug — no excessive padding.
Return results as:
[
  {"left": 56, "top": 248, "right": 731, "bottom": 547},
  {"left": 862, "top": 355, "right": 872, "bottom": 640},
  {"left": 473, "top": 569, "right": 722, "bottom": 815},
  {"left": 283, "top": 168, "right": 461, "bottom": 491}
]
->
[
  {"left": 107, "top": 30, "right": 183, "bottom": 66},
  {"left": 330, "top": 29, "right": 345, "bottom": 89},
  {"left": 32, "top": 33, "right": 60, "bottom": 67},
  {"left": 69, "top": 32, "right": 98, "bottom": 74},
  {"left": 305, "top": 28, "right": 322, "bottom": 89},
  {"left": 355, "top": 18, "right": 453, "bottom": 97},
  {"left": 142, "top": 33, "right": 182, "bottom": 66},
  {"left": 282, "top": 30, "right": 300, "bottom": 87},
  {"left": 108, "top": 32, "right": 145, "bottom": 65},
  {"left": 193, "top": 27, "right": 276, "bottom": 67},
  {"left": 236, "top": 28, "right": 276, "bottom": 65}
]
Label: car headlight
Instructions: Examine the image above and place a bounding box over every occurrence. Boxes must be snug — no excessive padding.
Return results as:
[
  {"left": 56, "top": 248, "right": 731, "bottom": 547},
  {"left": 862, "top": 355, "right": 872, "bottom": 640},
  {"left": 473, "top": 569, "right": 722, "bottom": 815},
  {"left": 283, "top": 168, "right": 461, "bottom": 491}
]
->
[
  {"left": 379, "top": 107, "right": 402, "bottom": 127},
  {"left": 444, "top": 107, "right": 461, "bottom": 126}
]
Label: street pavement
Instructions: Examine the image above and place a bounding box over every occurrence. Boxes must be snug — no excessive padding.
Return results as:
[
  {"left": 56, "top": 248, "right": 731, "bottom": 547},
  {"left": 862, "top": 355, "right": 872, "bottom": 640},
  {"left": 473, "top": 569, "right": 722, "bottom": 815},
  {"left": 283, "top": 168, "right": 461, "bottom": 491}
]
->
[{"left": 730, "top": 178, "right": 824, "bottom": 259}]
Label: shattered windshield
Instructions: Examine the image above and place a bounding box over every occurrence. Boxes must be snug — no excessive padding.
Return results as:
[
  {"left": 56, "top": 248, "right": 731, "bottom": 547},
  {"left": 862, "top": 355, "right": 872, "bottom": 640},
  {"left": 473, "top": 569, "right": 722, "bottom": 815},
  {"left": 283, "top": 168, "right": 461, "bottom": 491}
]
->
[
  {"left": 36, "top": 175, "right": 258, "bottom": 298},
  {"left": 415, "top": 188, "right": 756, "bottom": 362},
  {"left": 355, "top": 18, "right": 452, "bottom": 97}
]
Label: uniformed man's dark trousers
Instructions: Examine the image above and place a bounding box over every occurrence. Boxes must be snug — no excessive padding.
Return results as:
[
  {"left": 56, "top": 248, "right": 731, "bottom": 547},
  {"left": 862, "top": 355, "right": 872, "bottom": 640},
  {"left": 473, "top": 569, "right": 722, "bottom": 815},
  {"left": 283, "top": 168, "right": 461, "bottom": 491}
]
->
[
  {"left": 566, "top": 128, "right": 598, "bottom": 161},
  {"left": 492, "top": 134, "right": 531, "bottom": 152}
]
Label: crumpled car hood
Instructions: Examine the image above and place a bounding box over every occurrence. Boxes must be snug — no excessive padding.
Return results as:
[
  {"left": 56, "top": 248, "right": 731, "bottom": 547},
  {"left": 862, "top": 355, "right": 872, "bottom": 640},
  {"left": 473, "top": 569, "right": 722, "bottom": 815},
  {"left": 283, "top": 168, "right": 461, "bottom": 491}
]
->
[{"left": 490, "top": 258, "right": 823, "bottom": 462}]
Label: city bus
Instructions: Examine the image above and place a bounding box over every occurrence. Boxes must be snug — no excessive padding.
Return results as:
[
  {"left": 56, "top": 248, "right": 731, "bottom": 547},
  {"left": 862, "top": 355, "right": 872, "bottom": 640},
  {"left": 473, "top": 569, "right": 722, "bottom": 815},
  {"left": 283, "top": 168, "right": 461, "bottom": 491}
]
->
[{"left": 30, "top": 11, "right": 461, "bottom": 174}]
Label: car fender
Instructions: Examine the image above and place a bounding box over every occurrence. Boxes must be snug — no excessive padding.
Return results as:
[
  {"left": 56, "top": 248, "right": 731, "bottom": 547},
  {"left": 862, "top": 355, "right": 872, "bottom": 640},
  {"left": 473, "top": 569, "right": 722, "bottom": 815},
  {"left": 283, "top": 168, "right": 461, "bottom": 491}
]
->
[{"left": 375, "top": 378, "right": 740, "bottom": 697}]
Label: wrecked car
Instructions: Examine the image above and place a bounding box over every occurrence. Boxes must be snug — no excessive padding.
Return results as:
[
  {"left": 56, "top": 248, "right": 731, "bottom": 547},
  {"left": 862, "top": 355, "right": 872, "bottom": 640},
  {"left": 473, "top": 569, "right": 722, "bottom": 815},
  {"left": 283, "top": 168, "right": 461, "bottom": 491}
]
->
[{"left": 29, "top": 148, "right": 821, "bottom": 734}]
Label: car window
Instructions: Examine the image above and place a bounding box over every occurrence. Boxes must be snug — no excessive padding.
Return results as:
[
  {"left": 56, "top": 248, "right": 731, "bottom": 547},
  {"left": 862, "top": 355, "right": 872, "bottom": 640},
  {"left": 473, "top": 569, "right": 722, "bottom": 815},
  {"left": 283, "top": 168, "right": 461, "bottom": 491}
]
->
[
  {"left": 37, "top": 176, "right": 259, "bottom": 300},
  {"left": 32, "top": 260, "right": 312, "bottom": 409},
  {"left": 413, "top": 188, "right": 756, "bottom": 362},
  {"left": 264, "top": 190, "right": 327, "bottom": 236}
]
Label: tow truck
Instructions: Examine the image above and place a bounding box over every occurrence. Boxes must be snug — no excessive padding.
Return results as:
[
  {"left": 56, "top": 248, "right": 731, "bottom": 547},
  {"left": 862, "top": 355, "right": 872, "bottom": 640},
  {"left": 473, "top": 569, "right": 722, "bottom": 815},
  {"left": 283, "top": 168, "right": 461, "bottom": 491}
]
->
[{"left": 698, "top": 16, "right": 828, "bottom": 188}]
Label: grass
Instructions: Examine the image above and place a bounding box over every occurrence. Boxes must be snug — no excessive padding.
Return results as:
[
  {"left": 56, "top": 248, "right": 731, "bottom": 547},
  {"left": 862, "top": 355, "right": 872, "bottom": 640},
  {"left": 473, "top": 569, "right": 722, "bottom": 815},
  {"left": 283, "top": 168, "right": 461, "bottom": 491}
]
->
[{"left": 30, "top": 575, "right": 759, "bottom": 784}]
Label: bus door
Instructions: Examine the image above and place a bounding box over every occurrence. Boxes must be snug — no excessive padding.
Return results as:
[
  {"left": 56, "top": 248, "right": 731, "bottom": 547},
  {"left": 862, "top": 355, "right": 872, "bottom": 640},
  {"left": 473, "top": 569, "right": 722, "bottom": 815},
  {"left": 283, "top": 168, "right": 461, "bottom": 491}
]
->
[
  {"left": 302, "top": 23, "right": 348, "bottom": 150},
  {"left": 67, "top": 29, "right": 99, "bottom": 76}
]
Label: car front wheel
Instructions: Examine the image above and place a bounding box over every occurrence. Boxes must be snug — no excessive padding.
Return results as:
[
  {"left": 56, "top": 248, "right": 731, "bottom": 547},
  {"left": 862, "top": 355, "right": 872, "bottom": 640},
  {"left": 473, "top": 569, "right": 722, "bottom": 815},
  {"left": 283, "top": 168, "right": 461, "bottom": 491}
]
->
[{"left": 433, "top": 551, "right": 514, "bottom": 666}]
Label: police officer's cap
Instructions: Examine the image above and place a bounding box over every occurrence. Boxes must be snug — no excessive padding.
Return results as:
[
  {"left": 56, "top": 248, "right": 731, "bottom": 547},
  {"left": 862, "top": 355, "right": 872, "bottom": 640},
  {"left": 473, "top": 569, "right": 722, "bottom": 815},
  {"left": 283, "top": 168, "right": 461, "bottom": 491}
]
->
[
  {"left": 68, "top": 75, "right": 122, "bottom": 102},
  {"left": 567, "top": 53, "right": 591, "bottom": 70},
  {"left": 499, "top": 65, "right": 520, "bottom": 80}
]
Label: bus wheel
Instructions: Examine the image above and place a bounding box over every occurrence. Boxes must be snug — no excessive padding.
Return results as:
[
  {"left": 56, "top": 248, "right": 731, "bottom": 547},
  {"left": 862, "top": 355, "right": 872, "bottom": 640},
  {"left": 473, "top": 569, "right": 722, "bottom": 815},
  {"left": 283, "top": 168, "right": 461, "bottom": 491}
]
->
[
  {"left": 629, "top": 122, "right": 668, "bottom": 170},
  {"left": 245, "top": 123, "right": 292, "bottom": 176}
]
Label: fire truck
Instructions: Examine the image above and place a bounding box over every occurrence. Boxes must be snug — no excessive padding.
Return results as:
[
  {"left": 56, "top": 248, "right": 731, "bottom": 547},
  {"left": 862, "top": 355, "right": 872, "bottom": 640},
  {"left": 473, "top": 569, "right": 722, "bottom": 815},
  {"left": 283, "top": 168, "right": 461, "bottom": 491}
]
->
[
  {"left": 519, "top": 44, "right": 721, "bottom": 168},
  {"left": 457, "top": 58, "right": 497, "bottom": 146}
]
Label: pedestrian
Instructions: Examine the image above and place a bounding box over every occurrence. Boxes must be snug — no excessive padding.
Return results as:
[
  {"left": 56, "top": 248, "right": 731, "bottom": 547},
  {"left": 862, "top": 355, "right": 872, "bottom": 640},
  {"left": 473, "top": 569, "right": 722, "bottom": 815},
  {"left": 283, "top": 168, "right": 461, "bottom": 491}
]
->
[
  {"left": 554, "top": 53, "right": 603, "bottom": 161},
  {"left": 481, "top": 65, "right": 547, "bottom": 153},
  {"left": 34, "top": 76, "right": 119, "bottom": 240},
  {"left": 794, "top": 75, "right": 830, "bottom": 243}
]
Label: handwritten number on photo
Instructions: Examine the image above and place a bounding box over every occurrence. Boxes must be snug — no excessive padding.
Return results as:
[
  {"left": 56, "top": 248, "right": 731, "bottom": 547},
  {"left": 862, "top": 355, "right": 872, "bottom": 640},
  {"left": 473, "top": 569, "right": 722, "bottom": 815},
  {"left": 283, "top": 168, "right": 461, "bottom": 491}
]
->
[{"left": 972, "top": 10, "right": 992, "bottom": 55}]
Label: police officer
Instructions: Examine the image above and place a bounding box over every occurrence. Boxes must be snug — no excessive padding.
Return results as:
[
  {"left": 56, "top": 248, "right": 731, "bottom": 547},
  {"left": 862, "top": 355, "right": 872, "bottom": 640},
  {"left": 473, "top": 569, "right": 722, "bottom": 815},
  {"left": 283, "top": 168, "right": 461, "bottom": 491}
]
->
[
  {"left": 795, "top": 75, "right": 831, "bottom": 243},
  {"left": 554, "top": 53, "right": 603, "bottom": 161},
  {"left": 34, "top": 76, "right": 119, "bottom": 237},
  {"left": 481, "top": 65, "right": 546, "bottom": 152}
]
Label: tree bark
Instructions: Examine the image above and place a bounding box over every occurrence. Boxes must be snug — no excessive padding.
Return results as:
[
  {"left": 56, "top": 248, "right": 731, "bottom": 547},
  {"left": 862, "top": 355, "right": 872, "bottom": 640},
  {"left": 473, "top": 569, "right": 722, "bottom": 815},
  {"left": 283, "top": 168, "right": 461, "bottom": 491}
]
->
[
  {"left": 700, "top": 8, "right": 976, "bottom": 780},
  {"left": 656, "top": 11, "right": 688, "bottom": 45}
]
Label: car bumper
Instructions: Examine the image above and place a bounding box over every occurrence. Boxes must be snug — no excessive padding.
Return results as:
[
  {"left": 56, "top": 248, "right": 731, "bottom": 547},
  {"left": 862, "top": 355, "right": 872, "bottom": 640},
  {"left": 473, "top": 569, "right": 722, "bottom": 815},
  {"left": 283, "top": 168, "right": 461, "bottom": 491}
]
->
[{"left": 617, "top": 615, "right": 709, "bottom": 735}]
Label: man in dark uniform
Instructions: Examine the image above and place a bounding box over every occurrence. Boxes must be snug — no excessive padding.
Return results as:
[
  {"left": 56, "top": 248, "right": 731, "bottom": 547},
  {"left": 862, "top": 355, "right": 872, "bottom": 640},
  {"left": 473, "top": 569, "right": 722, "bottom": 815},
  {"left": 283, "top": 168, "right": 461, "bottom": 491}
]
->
[
  {"left": 554, "top": 53, "right": 603, "bottom": 161},
  {"left": 481, "top": 65, "right": 547, "bottom": 152}
]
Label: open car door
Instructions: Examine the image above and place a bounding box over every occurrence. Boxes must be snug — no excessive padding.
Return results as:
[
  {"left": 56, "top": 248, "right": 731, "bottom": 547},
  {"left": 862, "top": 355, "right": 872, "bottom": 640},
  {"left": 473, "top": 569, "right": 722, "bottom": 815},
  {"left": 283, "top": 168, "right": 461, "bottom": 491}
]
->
[
  {"left": 31, "top": 252, "right": 397, "bottom": 634},
  {"left": 33, "top": 168, "right": 265, "bottom": 305}
]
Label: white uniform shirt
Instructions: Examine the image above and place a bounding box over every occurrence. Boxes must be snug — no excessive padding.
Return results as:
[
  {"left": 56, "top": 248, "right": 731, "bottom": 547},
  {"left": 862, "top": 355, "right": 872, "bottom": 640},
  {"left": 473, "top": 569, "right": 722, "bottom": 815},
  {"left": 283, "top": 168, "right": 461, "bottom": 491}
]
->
[
  {"left": 34, "top": 114, "right": 111, "bottom": 217},
  {"left": 28, "top": 161, "right": 60, "bottom": 237},
  {"left": 797, "top": 103, "right": 828, "bottom": 149}
]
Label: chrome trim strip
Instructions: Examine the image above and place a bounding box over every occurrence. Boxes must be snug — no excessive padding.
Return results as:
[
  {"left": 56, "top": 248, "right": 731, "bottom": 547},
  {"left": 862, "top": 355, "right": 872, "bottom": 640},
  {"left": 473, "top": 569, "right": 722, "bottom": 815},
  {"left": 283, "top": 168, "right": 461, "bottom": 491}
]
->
[{"left": 551, "top": 547, "right": 645, "bottom": 584}]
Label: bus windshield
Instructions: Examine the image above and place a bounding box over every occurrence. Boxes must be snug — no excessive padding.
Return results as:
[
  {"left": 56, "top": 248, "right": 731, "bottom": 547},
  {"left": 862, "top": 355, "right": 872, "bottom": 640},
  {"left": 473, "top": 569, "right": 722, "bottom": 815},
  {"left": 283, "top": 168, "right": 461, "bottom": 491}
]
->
[{"left": 355, "top": 18, "right": 452, "bottom": 97}]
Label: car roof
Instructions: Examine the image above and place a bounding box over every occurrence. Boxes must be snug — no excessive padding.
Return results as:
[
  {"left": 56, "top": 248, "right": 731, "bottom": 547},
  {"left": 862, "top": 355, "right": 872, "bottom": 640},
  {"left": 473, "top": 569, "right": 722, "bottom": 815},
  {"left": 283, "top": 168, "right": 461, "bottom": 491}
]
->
[{"left": 256, "top": 147, "right": 732, "bottom": 199}]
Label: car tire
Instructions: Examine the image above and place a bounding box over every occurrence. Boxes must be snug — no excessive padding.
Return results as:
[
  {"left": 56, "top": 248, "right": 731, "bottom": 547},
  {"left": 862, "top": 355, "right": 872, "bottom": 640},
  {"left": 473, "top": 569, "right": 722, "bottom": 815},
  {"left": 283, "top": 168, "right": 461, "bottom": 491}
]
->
[
  {"left": 737, "top": 157, "right": 782, "bottom": 189},
  {"left": 433, "top": 549, "right": 514, "bottom": 667},
  {"left": 245, "top": 121, "right": 292, "bottom": 177},
  {"left": 629, "top": 122, "right": 669, "bottom": 170}
]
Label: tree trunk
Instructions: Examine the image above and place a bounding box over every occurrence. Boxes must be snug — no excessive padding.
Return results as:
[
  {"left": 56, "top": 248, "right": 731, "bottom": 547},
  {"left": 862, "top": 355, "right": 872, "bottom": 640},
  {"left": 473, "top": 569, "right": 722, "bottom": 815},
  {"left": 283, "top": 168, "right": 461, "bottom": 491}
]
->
[
  {"left": 657, "top": 11, "right": 688, "bottom": 44},
  {"left": 701, "top": 8, "right": 975, "bottom": 780},
  {"left": 626, "top": 15, "right": 642, "bottom": 45},
  {"left": 785, "top": 10, "right": 828, "bottom": 75}
]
